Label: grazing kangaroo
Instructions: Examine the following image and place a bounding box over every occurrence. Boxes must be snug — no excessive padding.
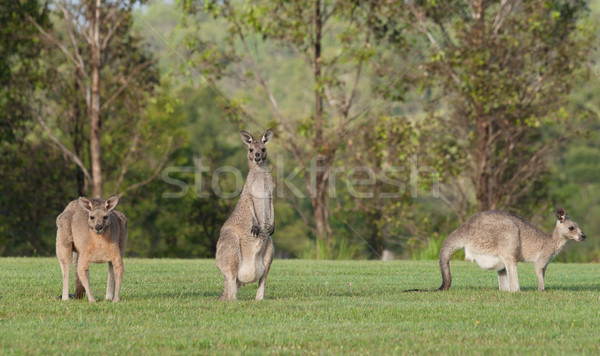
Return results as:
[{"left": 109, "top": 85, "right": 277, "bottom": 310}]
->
[
  {"left": 216, "top": 129, "right": 275, "bottom": 301},
  {"left": 56, "top": 195, "right": 127, "bottom": 302},
  {"left": 439, "top": 207, "right": 586, "bottom": 292}
]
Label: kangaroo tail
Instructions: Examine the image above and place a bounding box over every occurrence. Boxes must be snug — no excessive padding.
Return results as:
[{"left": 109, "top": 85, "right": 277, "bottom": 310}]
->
[{"left": 438, "top": 232, "right": 462, "bottom": 291}]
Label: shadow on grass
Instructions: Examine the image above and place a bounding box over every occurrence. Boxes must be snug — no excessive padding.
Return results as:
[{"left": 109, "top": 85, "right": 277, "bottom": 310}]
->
[
  {"left": 541, "top": 285, "right": 600, "bottom": 292},
  {"left": 423, "top": 285, "right": 600, "bottom": 292},
  {"left": 135, "top": 290, "right": 222, "bottom": 300}
]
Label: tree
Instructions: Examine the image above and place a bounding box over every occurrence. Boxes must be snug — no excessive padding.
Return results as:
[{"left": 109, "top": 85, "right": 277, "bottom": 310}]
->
[
  {"left": 408, "top": 0, "right": 594, "bottom": 213},
  {"left": 0, "top": 0, "right": 77, "bottom": 255},
  {"left": 1, "top": 0, "right": 49, "bottom": 142},
  {"left": 182, "top": 0, "right": 406, "bottom": 254},
  {"left": 27, "top": 0, "right": 169, "bottom": 198}
]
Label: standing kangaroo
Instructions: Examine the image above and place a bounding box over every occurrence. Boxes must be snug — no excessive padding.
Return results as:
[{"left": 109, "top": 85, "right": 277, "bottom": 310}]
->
[
  {"left": 216, "top": 129, "right": 275, "bottom": 300},
  {"left": 56, "top": 195, "right": 127, "bottom": 302},
  {"left": 439, "top": 207, "right": 586, "bottom": 292}
]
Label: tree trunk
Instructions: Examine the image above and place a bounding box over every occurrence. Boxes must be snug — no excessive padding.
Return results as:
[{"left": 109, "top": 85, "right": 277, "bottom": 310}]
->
[
  {"left": 474, "top": 1, "right": 489, "bottom": 212},
  {"left": 311, "top": 0, "right": 332, "bottom": 251},
  {"left": 89, "top": 0, "right": 102, "bottom": 198},
  {"left": 308, "top": 155, "right": 332, "bottom": 252},
  {"left": 313, "top": 195, "right": 327, "bottom": 240},
  {"left": 475, "top": 116, "right": 490, "bottom": 212},
  {"left": 370, "top": 211, "right": 383, "bottom": 259},
  {"left": 313, "top": 157, "right": 331, "bottom": 243},
  {"left": 73, "top": 69, "right": 86, "bottom": 196},
  {"left": 314, "top": 0, "right": 323, "bottom": 146}
]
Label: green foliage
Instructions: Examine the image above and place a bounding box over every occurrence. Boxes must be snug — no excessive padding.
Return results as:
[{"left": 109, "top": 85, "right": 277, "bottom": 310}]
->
[
  {"left": 547, "top": 133, "right": 600, "bottom": 262},
  {"left": 0, "top": 0, "right": 65, "bottom": 256},
  {"left": 409, "top": 231, "right": 466, "bottom": 261},
  {"left": 416, "top": 0, "right": 595, "bottom": 213},
  {"left": 3, "top": 0, "right": 600, "bottom": 262},
  {"left": 121, "top": 85, "right": 239, "bottom": 258},
  {"left": 0, "top": 147, "right": 78, "bottom": 256},
  {"left": 179, "top": 0, "right": 417, "bottom": 256},
  {"left": 299, "top": 236, "right": 363, "bottom": 260},
  {"left": 409, "top": 232, "right": 445, "bottom": 260},
  {"left": 0, "top": 1, "right": 50, "bottom": 136},
  {"left": 0, "top": 0, "right": 182, "bottom": 256}
]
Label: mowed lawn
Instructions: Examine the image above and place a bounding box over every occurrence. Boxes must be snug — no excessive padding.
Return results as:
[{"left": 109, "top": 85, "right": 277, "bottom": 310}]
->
[{"left": 1, "top": 258, "right": 599, "bottom": 355}]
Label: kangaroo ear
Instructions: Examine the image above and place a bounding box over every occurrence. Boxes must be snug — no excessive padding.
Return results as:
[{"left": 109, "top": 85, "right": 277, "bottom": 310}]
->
[
  {"left": 79, "top": 197, "right": 93, "bottom": 212},
  {"left": 555, "top": 207, "right": 568, "bottom": 223},
  {"left": 261, "top": 128, "right": 273, "bottom": 144},
  {"left": 105, "top": 195, "right": 119, "bottom": 211},
  {"left": 240, "top": 130, "right": 254, "bottom": 146}
]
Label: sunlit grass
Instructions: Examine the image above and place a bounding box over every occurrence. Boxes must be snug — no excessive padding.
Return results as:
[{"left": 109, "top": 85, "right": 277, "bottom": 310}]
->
[{"left": 1, "top": 258, "right": 599, "bottom": 354}]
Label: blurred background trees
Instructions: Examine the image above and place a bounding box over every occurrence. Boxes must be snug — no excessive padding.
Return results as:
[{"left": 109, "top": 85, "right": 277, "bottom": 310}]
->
[
  {"left": 1, "top": 0, "right": 599, "bottom": 261},
  {"left": 410, "top": 0, "right": 593, "bottom": 213}
]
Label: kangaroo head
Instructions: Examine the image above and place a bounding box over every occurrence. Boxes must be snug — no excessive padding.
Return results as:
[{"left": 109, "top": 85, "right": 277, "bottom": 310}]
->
[
  {"left": 240, "top": 128, "right": 273, "bottom": 165},
  {"left": 78, "top": 195, "right": 119, "bottom": 234},
  {"left": 555, "top": 207, "right": 586, "bottom": 242}
]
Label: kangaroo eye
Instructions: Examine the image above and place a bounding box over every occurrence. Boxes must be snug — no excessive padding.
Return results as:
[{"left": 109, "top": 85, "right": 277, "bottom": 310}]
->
[
  {"left": 90, "top": 216, "right": 95, "bottom": 220},
  {"left": 568, "top": 226, "right": 574, "bottom": 231},
  {"left": 262, "top": 148, "right": 266, "bottom": 152},
  {"left": 103, "top": 216, "right": 108, "bottom": 220},
  {"left": 249, "top": 148, "right": 254, "bottom": 153}
]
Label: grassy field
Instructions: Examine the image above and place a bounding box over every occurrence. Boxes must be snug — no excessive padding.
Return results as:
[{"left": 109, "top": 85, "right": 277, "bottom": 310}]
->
[{"left": 1, "top": 258, "right": 599, "bottom": 355}]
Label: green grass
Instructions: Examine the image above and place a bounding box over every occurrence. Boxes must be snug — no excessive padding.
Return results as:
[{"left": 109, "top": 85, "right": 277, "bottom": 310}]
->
[{"left": 1, "top": 258, "right": 599, "bottom": 355}]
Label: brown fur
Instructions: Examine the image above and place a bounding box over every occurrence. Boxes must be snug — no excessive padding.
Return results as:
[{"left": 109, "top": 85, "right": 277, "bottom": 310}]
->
[
  {"left": 439, "top": 207, "right": 586, "bottom": 292},
  {"left": 56, "top": 195, "right": 127, "bottom": 302},
  {"left": 215, "top": 129, "right": 275, "bottom": 301}
]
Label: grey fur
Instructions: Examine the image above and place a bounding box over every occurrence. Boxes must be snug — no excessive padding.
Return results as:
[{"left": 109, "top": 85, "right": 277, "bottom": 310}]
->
[
  {"left": 216, "top": 129, "right": 275, "bottom": 300},
  {"left": 56, "top": 195, "right": 127, "bottom": 302},
  {"left": 439, "top": 207, "right": 586, "bottom": 292}
]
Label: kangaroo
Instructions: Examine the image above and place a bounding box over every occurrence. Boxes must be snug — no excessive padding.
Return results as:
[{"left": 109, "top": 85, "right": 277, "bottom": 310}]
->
[
  {"left": 439, "top": 207, "right": 586, "bottom": 292},
  {"left": 56, "top": 195, "right": 127, "bottom": 302},
  {"left": 215, "top": 129, "right": 275, "bottom": 301}
]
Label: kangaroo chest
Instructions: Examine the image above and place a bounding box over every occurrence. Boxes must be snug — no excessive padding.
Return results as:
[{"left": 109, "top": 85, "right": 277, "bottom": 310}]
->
[
  {"left": 80, "top": 233, "right": 120, "bottom": 263},
  {"left": 247, "top": 172, "right": 273, "bottom": 226}
]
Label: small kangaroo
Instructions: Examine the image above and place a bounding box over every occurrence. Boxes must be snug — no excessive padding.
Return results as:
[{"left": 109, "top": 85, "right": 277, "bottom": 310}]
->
[
  {"left": 56, "top": 195, "right": 127, "bottom": 302},
  {"left": 439, "top": 207, "right": 586, "bottom": 292},
  {"left": 216, "top": 129, "right": 275, "bottom": 301}
]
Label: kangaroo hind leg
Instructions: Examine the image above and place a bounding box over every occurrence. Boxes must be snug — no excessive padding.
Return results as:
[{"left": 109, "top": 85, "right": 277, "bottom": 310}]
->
[
  {"left": 256, "top": 238, "right": 274, "bottom": 300},
  {"left": 216, "top": 229, "right": 241, "bottom": 301},
  {"left": 497, "top": 268, "right": 510, "bottom": 291},
  {"left": 56, "top": 241, "right": 72, "bottom": 301}
]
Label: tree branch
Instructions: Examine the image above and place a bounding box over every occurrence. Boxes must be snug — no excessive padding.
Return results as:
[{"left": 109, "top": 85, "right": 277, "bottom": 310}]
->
[
  {"left": 54, "top": 1, "right": 91, "bottom": 107},
  {"left": 54, "top": 1, "right": 92, "bottom": 43},
  {"left": 342, "top": 33, "right": 367, "bottom": 118},
  {"left": 25, "top": 14, "right": 81, "bottom": 70},
  {"left": 407, "top": 3, "right": 461, "bottom": 85},
  {"left": 223, "top": 0, "right": 307, "bottom": 167},
  {"left": 117, "top": 137, "right": 174, "bottom": 198},
  {"left": 322, "top": 1, "right": 338, "bottom": 23},
  {"left": 34, "top": 111, "right": 92, "bottom": 184},
  {"left": 492, "top": 0, "right": 516, "bottom": 36},
  {"left": 112, "top": 133, "right": 140, "bottom": 195},
  {"left": 101, "top": 60, "right": 155, "bottom": 111},
  {"left": 285, "top": 196, "right": 318, "bottom": 237},
  {"left": 500, "top": 142, "right": 555, "bottom": 206},
  {"left": 224, "top": 2, "right": 283, "bottom": 121},
  {"left": 438, "top": 190, "right": 466, "bottom": 224},
  {"left": 102, "top": 8, "right": 130, "bottom": 50}
]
